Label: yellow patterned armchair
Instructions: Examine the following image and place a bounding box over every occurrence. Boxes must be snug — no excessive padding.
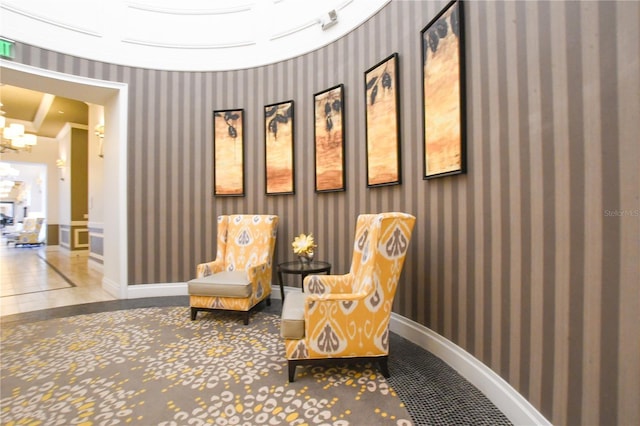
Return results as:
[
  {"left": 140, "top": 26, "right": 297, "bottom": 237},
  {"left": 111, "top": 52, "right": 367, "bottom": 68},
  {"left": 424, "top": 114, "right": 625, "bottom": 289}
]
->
[
  {"left": 15, "top": 217, "right": 46, "bottom": 246},
  {"left": 280, "top": 212, "right": 416, "bottom": 382},
  {"left": 188, "top": 214, "right": 279, "bottom": 325}
]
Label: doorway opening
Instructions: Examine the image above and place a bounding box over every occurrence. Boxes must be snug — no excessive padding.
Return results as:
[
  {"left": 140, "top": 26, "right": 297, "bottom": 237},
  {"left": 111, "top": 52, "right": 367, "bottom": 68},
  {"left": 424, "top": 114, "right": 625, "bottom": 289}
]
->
[{"left": 0, "top": 60, "right": 129, "bottom": 300}]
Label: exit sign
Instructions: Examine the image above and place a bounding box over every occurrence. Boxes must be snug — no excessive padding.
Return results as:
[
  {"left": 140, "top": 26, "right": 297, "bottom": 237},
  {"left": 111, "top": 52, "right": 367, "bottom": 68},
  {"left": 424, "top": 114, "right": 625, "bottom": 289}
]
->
[{"left": 0, "top": 38, "right": 15, "bottom": 59}]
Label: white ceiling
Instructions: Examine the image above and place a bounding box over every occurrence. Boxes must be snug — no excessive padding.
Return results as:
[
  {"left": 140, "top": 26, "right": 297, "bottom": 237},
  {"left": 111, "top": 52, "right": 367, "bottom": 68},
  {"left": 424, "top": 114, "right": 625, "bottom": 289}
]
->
[{"left": 0, "top": 0, "right": 390, "bottom": 71}]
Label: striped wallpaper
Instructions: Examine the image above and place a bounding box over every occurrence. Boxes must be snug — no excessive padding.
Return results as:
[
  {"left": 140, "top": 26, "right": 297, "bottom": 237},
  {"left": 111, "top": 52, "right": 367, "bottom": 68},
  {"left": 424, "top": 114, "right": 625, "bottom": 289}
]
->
[{"left": 6, "top": 1, "right": 639, "bottom": 425}]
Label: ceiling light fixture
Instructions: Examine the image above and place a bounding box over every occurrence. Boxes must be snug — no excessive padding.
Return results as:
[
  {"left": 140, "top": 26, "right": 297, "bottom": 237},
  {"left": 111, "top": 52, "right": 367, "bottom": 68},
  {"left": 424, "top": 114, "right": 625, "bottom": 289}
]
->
[{"left": 0, "top": 121, "right": 38, "bottom": 153}]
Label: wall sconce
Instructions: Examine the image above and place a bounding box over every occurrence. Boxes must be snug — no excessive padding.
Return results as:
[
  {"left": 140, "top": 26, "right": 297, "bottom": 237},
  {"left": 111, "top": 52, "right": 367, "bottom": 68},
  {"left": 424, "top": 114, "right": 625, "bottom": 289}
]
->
[
  {"left": 95, "top": 124, "right": 104, "bottom": 158},
  {"left": 56, "top": 158, "right": 66, "bottom": 181}
]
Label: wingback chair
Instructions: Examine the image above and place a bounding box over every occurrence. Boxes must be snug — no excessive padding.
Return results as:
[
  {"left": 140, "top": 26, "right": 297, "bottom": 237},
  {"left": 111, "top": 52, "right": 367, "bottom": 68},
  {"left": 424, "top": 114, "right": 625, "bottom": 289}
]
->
[
  {"left": 188, "top": 214, "right": 279, "bottom": 325},
  {"left": 15, "top": 217, "right": 46, "bottom": 246},
  {"left": 280, "top": 212, "right": 416, "bottom": 382}
]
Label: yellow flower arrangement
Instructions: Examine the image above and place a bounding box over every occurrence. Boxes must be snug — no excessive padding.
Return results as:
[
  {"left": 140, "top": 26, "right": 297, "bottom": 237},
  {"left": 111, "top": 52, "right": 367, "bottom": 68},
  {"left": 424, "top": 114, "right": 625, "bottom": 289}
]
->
[{"left": 292, "top": 233, "right": 317, "bottom": 257}]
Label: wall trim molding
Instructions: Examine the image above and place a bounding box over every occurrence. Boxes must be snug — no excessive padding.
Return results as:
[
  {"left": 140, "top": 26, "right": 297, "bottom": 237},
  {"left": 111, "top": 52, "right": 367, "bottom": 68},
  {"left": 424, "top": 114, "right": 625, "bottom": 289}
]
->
[
  {"left": 88, "top": 257, "right": 104, "bottom": 272},
  {"left": 74, "top": 228, "right": 89, "bottom": 248},
  {"left": 0, "top": 3, "right": 101, "bottom": 38},
  {"left": 127, "top": 282, "right": 188, "bottom": 298},
  {"left": 121, "top": 38, "right": 255, "bottom": 50},
  {"left": 389, "top": 313, "right": 551, "bottom": 426},
  {"left": 127, "top": 2, "right": 253, "bottom": 16},
  {"left": 102, "top": 276, "right": 121, "bottom": 298}
]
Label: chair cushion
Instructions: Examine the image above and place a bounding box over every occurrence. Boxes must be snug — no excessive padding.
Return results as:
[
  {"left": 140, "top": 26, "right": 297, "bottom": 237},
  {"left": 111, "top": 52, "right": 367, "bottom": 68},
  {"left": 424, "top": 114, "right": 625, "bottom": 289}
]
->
[
  {"left": 188, "top": 271, "right": 251, "bottom": 298},
  {"left": 280, "top": 291, "right": 307, "bottom": 339}
]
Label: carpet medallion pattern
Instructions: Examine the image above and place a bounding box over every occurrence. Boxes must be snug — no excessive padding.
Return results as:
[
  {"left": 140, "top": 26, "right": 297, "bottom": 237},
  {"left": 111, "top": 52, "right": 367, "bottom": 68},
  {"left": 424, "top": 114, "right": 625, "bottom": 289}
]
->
[{"left": 1, "top": 307, "right": 412, "bottom": 425}]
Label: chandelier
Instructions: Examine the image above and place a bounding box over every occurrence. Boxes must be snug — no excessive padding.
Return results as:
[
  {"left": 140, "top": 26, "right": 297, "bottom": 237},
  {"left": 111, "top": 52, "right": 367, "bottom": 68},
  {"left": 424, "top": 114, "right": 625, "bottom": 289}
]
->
[
  {"left": 0, "top": 117, "right": 38, "bottom": 153},
  {"left": 0, "top": 162, "right": 19, "bottom": 199}
]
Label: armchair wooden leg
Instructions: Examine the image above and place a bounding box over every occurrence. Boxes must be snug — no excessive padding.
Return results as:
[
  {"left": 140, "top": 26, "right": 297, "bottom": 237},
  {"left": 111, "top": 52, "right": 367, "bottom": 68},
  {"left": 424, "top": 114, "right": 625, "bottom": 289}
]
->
[
  {"left": 243, "top": 311, "right": 250, "bottom": 325},
  {"left": 288, "top": 361, "right": 297, "bottom": 382},
  {"left": 378, "top": 356, "right": 390, "bottom": 378},
  {"left": 266, "top": 296, "right": 271, "bottom": 306},
  {"left": 190, "top": 307, "right": 198, "bottom": 321}
]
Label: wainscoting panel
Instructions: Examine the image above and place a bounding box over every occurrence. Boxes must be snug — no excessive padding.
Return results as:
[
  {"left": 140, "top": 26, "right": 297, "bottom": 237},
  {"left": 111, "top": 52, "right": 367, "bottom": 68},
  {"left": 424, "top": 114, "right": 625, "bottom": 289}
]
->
[
  {"left": 88, "top": 225, "right": 104, "bottom": 264},
  {"left": 8, "top": 1, "right": 639, "bottom": 425}
]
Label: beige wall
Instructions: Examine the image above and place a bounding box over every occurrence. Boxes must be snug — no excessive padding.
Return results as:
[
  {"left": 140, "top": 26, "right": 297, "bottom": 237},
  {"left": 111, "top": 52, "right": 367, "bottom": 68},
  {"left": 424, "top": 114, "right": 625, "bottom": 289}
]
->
[
  {"left": 6, "top": 1, "right": 639, "bottom": 425},
  {"left": 57, "top": 125, "right": 88, "bottom": 251}
]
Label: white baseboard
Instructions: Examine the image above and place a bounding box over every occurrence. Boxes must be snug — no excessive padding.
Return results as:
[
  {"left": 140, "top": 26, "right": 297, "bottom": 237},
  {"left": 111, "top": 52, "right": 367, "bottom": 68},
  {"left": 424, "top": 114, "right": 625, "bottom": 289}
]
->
[
  {"left": 87, "top": 258, "right": 104, "bottom": 273},
  {"left": 102, "top": 276, "right": 121, "bottom": 298},
  {"left": 126, "top": 282, "right": 188, "bottom": 299},
  {"left": 57, "top": 246, "right": 89, "bottom": 257},
  {"left": 389, "top": 313, "right": 551, "bottom": 426}
]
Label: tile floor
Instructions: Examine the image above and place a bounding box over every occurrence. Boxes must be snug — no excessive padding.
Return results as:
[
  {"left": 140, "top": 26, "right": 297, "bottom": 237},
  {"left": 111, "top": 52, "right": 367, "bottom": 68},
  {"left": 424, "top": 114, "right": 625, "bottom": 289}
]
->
[{"left": 0, "top": 244, "right": 115, "bottom": 316}]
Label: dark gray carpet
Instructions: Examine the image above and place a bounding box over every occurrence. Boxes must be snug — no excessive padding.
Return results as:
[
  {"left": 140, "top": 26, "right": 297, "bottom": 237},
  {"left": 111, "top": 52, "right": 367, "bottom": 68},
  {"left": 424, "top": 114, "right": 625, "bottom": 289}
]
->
[
  {"left": 2, "top": 297, "right": 512, "bottom": 425},
  {"left": 1, "top": 306, "right": 411, "bottom": 425}
]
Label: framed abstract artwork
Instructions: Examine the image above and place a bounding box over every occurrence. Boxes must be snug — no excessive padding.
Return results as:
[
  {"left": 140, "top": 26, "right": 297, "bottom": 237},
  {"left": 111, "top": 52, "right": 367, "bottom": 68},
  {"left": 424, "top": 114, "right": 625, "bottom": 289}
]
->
[
  {"left": 421, "top": 0, "right": 466, "bottom": 179},
  {"left": 264, "top": 100, "right": 295, "bottom": 195},
  {"left": 364, "top": 52, "right": 401, "bottom": 187},
  {"left": 213, "top": 109, "right": 244, "bottom": 196},
  {"left": 313, "top": 84, "right": 345, "bottom": 192}
]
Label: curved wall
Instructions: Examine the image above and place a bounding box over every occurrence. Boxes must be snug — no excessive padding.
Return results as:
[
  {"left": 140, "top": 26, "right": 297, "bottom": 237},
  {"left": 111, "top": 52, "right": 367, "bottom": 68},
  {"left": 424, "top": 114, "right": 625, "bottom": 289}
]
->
[{"left": 3, "top": 1, "right": 639, "bottom": 426}]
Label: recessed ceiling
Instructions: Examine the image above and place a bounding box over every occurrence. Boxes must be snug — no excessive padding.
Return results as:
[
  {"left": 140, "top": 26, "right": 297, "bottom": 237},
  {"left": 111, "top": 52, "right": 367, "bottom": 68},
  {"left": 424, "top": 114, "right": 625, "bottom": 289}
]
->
[
  {"left": 0, "top": 84, "right": 88, "bottom": 139},
  {"left": 0, "top": 0, "right": 390, "bottom": 71}
]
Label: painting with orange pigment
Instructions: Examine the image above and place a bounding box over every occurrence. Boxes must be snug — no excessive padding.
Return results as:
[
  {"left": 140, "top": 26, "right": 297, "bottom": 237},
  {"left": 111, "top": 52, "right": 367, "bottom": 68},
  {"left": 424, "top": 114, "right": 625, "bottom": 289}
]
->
[
  {"left": 214, "top": 109, "right": 244, "bottom": 196},
  {"left": 364, "top": 52, "right": 401, "bottom": 187},
  {"left": 314, "top": 84, "right": 345, "bottom": 192},
  {"left": 422, "top": 0, "right": 466, "bottom": 179},
  {"left": 265, "top": 100, "right": 294, "bottom": 195}
]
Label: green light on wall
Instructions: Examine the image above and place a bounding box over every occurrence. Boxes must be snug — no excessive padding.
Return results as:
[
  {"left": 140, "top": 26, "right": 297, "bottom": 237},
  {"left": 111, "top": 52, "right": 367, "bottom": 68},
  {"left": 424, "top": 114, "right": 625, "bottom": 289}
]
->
[{"left": 0, "top": 38, "right": 15, "bottom": 59}]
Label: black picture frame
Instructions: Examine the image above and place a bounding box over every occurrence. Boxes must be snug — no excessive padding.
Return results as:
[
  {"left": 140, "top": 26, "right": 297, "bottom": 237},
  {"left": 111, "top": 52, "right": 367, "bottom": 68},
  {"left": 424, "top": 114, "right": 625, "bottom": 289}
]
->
[
  {"left": 421, "top": 0, "right": 466, "bottom": 179},
  {"left": 364, "top": 52, "right": 401, "bottom": 188},
  {"left": 264, "top": 100, "right": 295, "bottom": 195},
  {"left": 213, "top": 108, "right": 245, "bottom": 196},
  {"left": 313, "top": 84, "right": 346, "bottom": 193}
]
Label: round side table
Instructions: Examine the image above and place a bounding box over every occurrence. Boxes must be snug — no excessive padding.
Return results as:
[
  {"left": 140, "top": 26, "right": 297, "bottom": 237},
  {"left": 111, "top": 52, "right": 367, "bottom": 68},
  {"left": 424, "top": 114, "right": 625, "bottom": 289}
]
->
[{"left": 277, "top": 260, "right": 331, "bottom": 300}]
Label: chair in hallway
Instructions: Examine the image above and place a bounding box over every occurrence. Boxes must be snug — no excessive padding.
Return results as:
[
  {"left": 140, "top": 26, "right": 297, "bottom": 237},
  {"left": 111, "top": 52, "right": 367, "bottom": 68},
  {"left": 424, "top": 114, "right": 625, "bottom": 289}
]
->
[
  {"left": 14, "top": 217, "right": 46, "bottom": 247},
  {"left": 280, "top": 212, "right": 416, "bottom": 382},
  {"left": 188, "top": 214, "right": 278, "bottom": 325}
]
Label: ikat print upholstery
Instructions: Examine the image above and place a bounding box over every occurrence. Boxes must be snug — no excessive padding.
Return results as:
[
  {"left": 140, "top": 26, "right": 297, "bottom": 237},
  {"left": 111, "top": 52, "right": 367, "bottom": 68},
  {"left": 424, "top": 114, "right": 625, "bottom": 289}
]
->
[
  {"left": 188, "top": 214, "right": 278, "bottom": 325},
  {"left": 15, "top": 217, "right": 46, "bottom": 246},
  {"left": 281, "top": 212, "right": 416, "bottom": 382}
]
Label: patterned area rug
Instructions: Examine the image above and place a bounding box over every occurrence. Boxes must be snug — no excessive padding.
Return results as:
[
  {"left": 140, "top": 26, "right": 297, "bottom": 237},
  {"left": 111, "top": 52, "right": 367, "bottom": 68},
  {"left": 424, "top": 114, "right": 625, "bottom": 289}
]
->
[{"left": 1, "top": 307, "right": 412, "bottom": 425}]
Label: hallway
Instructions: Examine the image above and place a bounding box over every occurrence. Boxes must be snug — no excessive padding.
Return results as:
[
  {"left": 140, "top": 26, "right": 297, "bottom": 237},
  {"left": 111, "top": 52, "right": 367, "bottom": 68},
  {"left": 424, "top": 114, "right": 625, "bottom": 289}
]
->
[{"left": 0, "top": 245, "right": 115, "bottom": 316}]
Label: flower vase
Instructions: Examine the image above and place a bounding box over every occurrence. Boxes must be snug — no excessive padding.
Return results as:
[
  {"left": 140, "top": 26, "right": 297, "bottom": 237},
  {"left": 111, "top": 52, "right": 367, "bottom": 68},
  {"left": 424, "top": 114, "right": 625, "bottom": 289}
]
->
[{"left": 298, "top": 252, "right": 314, "bottom": 265}]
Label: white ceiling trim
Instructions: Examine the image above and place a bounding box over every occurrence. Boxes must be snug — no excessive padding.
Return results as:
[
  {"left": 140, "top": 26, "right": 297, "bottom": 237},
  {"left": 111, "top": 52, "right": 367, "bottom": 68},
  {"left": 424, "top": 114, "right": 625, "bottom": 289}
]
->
[
  {"left": 126, "top": 2, "right": 254, "bottom": 15},
  {"left": 0, "top": 3, "right": 101, "bottom": 38},
  {"left": 1, "top": 0, "right": 391, "bottom": 71},
  {"left": 121, "top": 38, "right": 256, "bottom": 50},
  {"left": 270, "top": 19, "right": 319, "bottom": 41}
]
